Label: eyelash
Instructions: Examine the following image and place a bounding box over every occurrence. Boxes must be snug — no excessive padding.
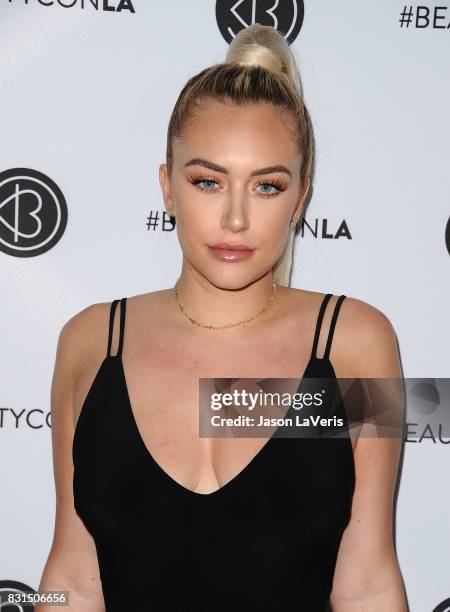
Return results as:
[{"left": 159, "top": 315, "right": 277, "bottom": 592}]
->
[{"left": 188, "top": 175, "right": 287, "bottom": 198}]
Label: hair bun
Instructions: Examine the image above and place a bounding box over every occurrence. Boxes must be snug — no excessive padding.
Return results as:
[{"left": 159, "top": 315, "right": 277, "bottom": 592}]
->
[{"left": 225, "top": 24, "right": 302, "bottom": 94}]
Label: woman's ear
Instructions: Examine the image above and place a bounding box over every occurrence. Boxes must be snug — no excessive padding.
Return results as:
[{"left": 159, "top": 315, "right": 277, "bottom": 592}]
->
[
  {"left": 290, "top": 177, "right": 310, "bottom": 226},
  {"left": 159, "top": 163, "right": 176, "bottom": 217}
]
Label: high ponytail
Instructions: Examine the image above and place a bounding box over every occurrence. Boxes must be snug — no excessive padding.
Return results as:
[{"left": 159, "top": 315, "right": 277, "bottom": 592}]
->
[
  {"left": 225, "top": 23, "right": 303, "bottom": 98},
  {"left": 166, "top": 24, "right": 314, "bottom": 286}
]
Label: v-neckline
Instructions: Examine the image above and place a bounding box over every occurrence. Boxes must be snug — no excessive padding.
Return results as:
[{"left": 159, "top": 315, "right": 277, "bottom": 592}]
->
[{"left": 114, "top": 353, "right": 330, "bottom": 499}]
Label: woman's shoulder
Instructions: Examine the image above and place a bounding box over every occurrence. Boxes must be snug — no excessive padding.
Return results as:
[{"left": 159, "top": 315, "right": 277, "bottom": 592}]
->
[
  {"left": 283, "top": 287, "right": 399, "bottom": 377},
  {"left": 57, "top": 291, "right": 165, "bottom": 430},
  {"left": 336, "top": 293, "right": 400, "bottom": 378},
  {"left": 285, "top": 286, "right": 395, "bottom": 330},
  {"left": 59, "top": 289, "right": 163, "bottom": 350}
]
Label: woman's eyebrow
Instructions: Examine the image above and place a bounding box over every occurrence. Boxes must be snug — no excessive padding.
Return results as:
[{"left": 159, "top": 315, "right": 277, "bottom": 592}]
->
[{"left": 184, "top": 158, "right": 292, "bottom": 178}]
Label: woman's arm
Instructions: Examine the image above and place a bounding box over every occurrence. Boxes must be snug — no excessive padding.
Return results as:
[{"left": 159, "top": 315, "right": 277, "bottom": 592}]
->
[
  {"left": 329, "top": 299, "right": 408, "bottom": 611},
  {"left": 36, "top": 308, "right": 106, "bottom": 611}
]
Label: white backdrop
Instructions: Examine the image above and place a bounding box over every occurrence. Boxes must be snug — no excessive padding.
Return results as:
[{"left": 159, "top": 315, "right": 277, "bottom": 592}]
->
[{"left": 1, "top": 1, "right": 449, "bottom": 611}]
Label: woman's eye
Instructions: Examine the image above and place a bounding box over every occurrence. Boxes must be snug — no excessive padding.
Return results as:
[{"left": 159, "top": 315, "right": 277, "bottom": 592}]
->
[
  {"left": 200, "top": 180, "right": 217, "bottom": 190},
  {"left": 256, "top": 182, "right": 285, "bottom": 197},
  {"left": 190, "top": 177, "right": 218, "bottom": 192},
  {"left": 257, "top": 183, "right": 277, "bottom": 196}
]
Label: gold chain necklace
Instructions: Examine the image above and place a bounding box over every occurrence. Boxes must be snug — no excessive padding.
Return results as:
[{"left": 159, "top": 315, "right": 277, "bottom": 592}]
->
[{"left": 174, "top": 279, "right": 278, "bottom": 330}]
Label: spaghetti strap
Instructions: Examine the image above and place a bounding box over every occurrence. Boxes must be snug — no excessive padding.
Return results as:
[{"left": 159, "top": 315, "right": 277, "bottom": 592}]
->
[
  {"left": 106, "top": 300, "right": 119, "bottom": 357},
  {"left": 310, "top": 293, "right": 333, "bottom": 359},
  {"left": 323, "top": 295, "right": 346, "bottom": 360},
  {"left": 117, "top": 297, "right": 127, "bottom": 357},
  {"left": 311, "top": 293, "right": 346, "bottom": 360},
  {"left": 106, "top": 297, "right": 127, "bottom": 357}
]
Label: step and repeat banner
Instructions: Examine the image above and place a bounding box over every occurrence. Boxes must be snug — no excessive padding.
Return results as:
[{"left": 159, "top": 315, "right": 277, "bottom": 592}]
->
[{"left": 1, "top": 1, "right": 449, "bottom": 611}]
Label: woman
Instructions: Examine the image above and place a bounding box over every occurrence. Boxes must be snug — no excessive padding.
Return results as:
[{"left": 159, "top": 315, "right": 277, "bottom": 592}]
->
[{"left": 38, "top": 24, "right": 407, "bottom": 612}]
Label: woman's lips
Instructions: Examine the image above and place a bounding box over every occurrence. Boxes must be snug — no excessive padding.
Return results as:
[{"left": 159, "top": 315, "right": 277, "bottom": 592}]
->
[{"left": 207, "top": 244, "right": 254, "bottom": 263}]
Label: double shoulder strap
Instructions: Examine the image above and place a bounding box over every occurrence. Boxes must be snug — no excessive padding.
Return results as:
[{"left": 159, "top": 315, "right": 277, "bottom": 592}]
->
[
  {"left": 107, "top": 297, "right": 127, "bottom": 358},
  {"left": 311, "top": 294, "right": 346, "bottom": 361}
]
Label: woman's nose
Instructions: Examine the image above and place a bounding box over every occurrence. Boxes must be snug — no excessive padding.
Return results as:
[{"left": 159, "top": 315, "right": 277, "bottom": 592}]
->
[{"left": 221, "top": 197, "right": 250, "bottom": 233}]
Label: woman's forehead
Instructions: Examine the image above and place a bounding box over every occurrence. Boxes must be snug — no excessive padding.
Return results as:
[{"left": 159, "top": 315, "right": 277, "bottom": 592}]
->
[{"left": 175, "top": 104, "right": 299, "bottom": 162}]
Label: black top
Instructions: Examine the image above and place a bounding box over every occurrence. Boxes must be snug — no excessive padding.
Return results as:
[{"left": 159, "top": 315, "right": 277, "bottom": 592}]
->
[{"left": 73, "top": 293, "right": 355, "bottom": 612}]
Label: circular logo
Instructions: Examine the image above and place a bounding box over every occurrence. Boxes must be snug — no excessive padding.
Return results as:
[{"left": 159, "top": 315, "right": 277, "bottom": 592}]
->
[
  {"left": 433, "top": 598, "right": 450, "bottom": 612},
  {"left": 0, "top": 579, "right": 36, "bottom": 608},
  {"left": 409, "top": 381, "right": 441, "bottom": 415},
  {"left": 216, "top": 0, "right": 304, "bottom": 45},
  {"left": 0, "top": 168, "right": 68, "bottom": 257}
]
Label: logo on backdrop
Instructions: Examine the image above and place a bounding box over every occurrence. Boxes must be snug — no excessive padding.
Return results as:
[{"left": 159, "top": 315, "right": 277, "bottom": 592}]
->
[
  {"left": 0, "top": 168, "right": 68, "bottom": 257},
  {"left": 7, "top": 0, "right": 135, "bottom": 12},
  {"left": 216, "top": 0, "right": 304, "bottom": 44},
  {"left": 432, "top": 598, "right": 450, "bottom": 612},
  {"left": 0, "top": 407, "right": 52, "bottom": 430},
  {"left": 298, "top": 217, "right": 351, "bottom": 240},
  {"left": 399, "top": 5, "right": 450, "bottom": 29},
  {"left": 146, "top": 210, "right": 176, "bottom": 232},
  {"left": 446, "top": 215, "right": 450, "bottom": 256}
]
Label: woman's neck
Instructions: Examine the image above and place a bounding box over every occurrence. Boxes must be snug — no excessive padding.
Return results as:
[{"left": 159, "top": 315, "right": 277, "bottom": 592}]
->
[{"left": 173, "top": 271, "right": 279, "bottom": 330}]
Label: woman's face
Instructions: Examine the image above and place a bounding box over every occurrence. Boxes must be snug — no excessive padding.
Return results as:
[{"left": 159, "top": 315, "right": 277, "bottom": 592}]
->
[{"left": 160, "top": 100, "right": 308, "bottom": 289}]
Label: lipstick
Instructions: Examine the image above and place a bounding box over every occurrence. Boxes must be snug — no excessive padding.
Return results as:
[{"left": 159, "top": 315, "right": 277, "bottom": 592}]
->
[{"left": 207, "top": 242, "right": 254, "bottom": 263}]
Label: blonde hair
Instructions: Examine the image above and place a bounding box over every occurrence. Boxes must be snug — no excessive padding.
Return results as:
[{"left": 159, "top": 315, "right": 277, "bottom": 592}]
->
[{"left": 166, "top": 24, "right": 315, "bottom": 286}]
